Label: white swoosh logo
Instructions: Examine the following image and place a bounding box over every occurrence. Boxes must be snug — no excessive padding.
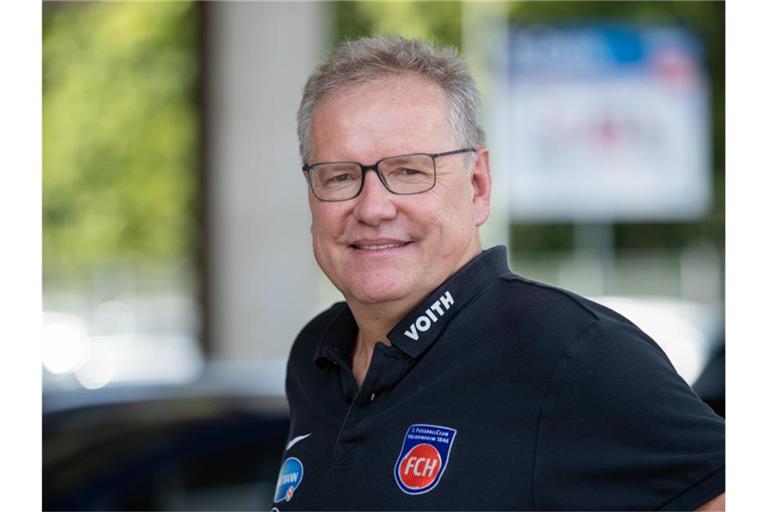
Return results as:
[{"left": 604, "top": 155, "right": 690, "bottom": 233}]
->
[{"left": 286, "top": 433, "right": 312, "bottom": 451}]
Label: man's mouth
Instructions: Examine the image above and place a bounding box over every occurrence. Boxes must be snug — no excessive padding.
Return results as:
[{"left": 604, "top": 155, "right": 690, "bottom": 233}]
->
[{"left": 350, "top": 240, "right": 411, "bottom": 251}]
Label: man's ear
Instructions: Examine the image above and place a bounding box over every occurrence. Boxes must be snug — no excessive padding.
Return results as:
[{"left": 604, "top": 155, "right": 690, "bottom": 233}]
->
[{"left": 470, "top": 148, "right": 491, "bottom": 227}]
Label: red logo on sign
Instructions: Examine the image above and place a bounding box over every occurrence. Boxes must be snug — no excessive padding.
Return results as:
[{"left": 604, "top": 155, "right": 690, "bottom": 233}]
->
[{"left": 397, "top": 443, "right": 443, "bottom": 491}]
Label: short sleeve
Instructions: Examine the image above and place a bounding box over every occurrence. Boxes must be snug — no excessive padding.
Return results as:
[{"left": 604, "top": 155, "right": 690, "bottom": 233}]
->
[{"left": 533, "top": 320, "right": 725, "bottom": 511}]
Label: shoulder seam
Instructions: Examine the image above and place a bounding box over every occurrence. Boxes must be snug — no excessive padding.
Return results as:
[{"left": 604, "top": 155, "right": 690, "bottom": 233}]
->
[
  {"left": 503, "top": 275, "right": 601, "bottom": 322},
  {"left": 529, "top": 318, "right": 602, "bottom": 511}
]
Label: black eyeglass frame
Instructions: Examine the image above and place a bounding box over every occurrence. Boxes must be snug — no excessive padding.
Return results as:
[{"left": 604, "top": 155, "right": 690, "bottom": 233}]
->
[{"left": 301, "top": 147, "right": 477, "bottom": 202}]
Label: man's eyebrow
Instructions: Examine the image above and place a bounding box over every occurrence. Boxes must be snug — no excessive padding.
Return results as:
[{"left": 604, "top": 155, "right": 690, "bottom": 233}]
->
[
  {"left": 385, "top": 154, "right": 423, "bottom": 164},
  {"left": 314, "top": 160, "right": 359, "bottom": 167}
]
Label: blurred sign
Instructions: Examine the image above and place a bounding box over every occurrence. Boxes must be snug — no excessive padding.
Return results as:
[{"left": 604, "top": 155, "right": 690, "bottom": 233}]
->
[{"left": 495, "top": 24, "right": 710, "bottom": 221}]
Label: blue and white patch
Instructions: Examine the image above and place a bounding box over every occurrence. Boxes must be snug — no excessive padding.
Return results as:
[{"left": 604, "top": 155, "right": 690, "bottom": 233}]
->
[
  {"left": 394, "top": 424, "right": 457, "bottom": 495},
  {"left": 273, "top": 457, "right": 303, "bottom": 503}
]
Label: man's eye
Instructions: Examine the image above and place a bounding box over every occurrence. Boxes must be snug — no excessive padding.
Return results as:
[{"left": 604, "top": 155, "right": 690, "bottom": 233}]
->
[
  {"left": 326, "top": 173, "right": 358, "bottom": 185},
  {"left": 394, "top": 168, "right": 424, "bottom": 176}
]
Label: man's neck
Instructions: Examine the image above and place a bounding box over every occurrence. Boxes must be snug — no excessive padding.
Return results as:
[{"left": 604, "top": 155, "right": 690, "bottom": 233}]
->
[
  {"left": 348, "top": 298, "right": 411, "bottom": 346},
  {"left": 346, "top": 297, "right": 416, "bottom": 387}
]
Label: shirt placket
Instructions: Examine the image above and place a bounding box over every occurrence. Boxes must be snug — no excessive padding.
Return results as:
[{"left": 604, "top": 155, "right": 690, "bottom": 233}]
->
[{"left": 332, "top": 342, "right": 388, "bottom": 466}]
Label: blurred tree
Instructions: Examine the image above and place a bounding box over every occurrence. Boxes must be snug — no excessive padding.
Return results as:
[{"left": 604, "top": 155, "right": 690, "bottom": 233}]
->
[
  {"left": 43, "top": 2, "right": 199, "bottom": 279},
  {"left": 332, "top": 1, "right": 463, "bottom": 49}
]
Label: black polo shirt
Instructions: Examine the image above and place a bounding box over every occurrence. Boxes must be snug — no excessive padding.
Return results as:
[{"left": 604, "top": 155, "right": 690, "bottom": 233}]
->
[{"left": 273, "top": 246, "right": 724, "bottom": 511}]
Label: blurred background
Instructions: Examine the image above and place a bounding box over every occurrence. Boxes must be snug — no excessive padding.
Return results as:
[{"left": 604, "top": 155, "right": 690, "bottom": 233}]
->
[{"left": 42, "top": 1, "right": 724, "bottom": 510}]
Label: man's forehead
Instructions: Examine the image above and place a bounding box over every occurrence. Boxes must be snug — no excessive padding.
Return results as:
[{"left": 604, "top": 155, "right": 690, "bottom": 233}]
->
[
  {"left": 316, "top": 74, "right": 447, "bottom": 117},
  {"left": 309, "top": 74, "right": 455, "bottom": 161}
]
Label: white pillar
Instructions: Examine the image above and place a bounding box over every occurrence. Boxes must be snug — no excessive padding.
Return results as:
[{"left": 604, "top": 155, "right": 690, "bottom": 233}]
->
[{"left": 206, "top": 2, "right": 331, "bottom": 360}]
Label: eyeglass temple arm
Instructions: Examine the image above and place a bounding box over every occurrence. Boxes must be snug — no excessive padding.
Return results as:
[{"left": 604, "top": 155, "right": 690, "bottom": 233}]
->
[{"left": 429, "top": 147, "right": 477, "bottom": 158}]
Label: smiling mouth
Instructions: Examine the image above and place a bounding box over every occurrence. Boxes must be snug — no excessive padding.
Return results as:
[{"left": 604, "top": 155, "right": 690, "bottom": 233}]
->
[{"left": 351, "top": 241, "right": 411, "bottom": 251}]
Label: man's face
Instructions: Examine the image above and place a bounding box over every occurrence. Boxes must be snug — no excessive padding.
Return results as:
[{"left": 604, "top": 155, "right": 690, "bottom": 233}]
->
[{"left": 307, "top": 74, "right": 491, "bottom": 310}]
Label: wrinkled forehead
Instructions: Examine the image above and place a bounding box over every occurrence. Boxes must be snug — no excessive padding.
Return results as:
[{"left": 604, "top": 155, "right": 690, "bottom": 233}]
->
[{"left": 308, "top": 74, "right": 457, "bottom": 162}]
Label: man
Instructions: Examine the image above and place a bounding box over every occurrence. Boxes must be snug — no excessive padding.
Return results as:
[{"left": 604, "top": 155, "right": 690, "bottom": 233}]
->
[{"left": 272, "top": 36, "right": 725, "bottom": 511}]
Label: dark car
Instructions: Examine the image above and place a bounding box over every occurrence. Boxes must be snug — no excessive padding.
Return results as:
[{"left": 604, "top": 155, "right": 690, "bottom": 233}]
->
[{"left": 43, "top": 361, "right": 290, "bottom": 511}]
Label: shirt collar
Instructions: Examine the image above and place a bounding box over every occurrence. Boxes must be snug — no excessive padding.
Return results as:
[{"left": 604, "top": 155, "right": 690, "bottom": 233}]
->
[
  {"left": 313, "top": 303, "right": 358, "bottom": 368},
  {"left": 313, "top": 245, "right": 511, "bottom": 366},
  {"left": 387, "top": 245, "right": 511, "bottom": 358}
]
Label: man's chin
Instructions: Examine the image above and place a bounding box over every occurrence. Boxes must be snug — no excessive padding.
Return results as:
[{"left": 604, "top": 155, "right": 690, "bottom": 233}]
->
[
  {"left": 350, "top": 289, "right": 407, "bottom": 306},
  {"left": 343, "top": 279, "right": 415, "bottom": 307}
]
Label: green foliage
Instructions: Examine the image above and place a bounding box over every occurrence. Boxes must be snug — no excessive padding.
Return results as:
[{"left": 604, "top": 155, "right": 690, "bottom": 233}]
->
[
  {"left": 332, "top": 1, "right": 463, "bottom": 49},
  {"left": 43, "top": 2, "right": 199, "bottom": 274}
]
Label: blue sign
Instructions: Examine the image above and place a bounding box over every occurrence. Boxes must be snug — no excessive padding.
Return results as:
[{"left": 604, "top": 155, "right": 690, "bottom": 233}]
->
[
  {"left": 489, "top": 23, "right": 710, "bottom": 221},
  {"left": 506, "top": 23, "right": 704, "bottom": 79}
]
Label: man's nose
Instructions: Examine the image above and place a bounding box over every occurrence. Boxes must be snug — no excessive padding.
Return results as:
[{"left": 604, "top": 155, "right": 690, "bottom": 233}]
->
[{"left": 352, "top": 169, "right": 397, "bottom": 225}]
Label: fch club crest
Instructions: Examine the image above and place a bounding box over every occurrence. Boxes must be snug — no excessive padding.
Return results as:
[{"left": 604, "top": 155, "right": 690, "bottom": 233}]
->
[{"left": 394, "top": 424, "right": 457, "bottom": 495}]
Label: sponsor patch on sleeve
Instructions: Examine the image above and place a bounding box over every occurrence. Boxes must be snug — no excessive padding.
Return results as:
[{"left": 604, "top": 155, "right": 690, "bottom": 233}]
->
[
  {"left": 393, "top": 424, "right": 457, "bottom": 495},
  {"left": 274, "top": 457, "right": 303, "bottom": 503}
]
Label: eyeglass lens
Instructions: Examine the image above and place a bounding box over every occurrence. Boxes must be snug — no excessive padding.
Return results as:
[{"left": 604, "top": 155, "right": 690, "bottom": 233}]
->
[{"left": 309, "top": 154, "right": 435, "bottom": 201}]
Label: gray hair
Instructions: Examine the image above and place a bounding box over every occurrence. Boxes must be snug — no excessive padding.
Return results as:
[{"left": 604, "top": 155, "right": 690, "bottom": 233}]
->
[{"left": 297, "top": 35, "right": 485, "bottom": 163}]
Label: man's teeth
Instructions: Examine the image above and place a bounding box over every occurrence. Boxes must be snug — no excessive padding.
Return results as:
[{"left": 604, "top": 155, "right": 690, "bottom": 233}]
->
[{"left": 355, "top": 242, "right": 407, "bottom": 250}]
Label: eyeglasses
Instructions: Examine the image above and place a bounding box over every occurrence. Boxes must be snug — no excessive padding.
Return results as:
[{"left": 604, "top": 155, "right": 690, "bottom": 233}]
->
[{"left": 302, "top": 148, "right": 476, "bottom": 202}]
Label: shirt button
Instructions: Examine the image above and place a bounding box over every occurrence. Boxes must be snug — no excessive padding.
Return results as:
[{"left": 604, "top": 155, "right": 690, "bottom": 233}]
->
[{"left": 370, "top": 393, "right": 376, "bottom": 402}]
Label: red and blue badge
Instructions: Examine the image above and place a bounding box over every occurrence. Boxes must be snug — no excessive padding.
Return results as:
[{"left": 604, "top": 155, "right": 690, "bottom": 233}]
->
[{"left": 393, "top": 424, "right": 457, "bottom": 495}]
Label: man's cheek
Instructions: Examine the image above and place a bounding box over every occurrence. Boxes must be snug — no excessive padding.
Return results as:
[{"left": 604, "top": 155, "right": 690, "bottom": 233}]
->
[
  {"left": 311, "top": 220, "right": 336, "bottom": 244},
  {"left": 309, "top": 212, "right": 331, "bottom": 238}
]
